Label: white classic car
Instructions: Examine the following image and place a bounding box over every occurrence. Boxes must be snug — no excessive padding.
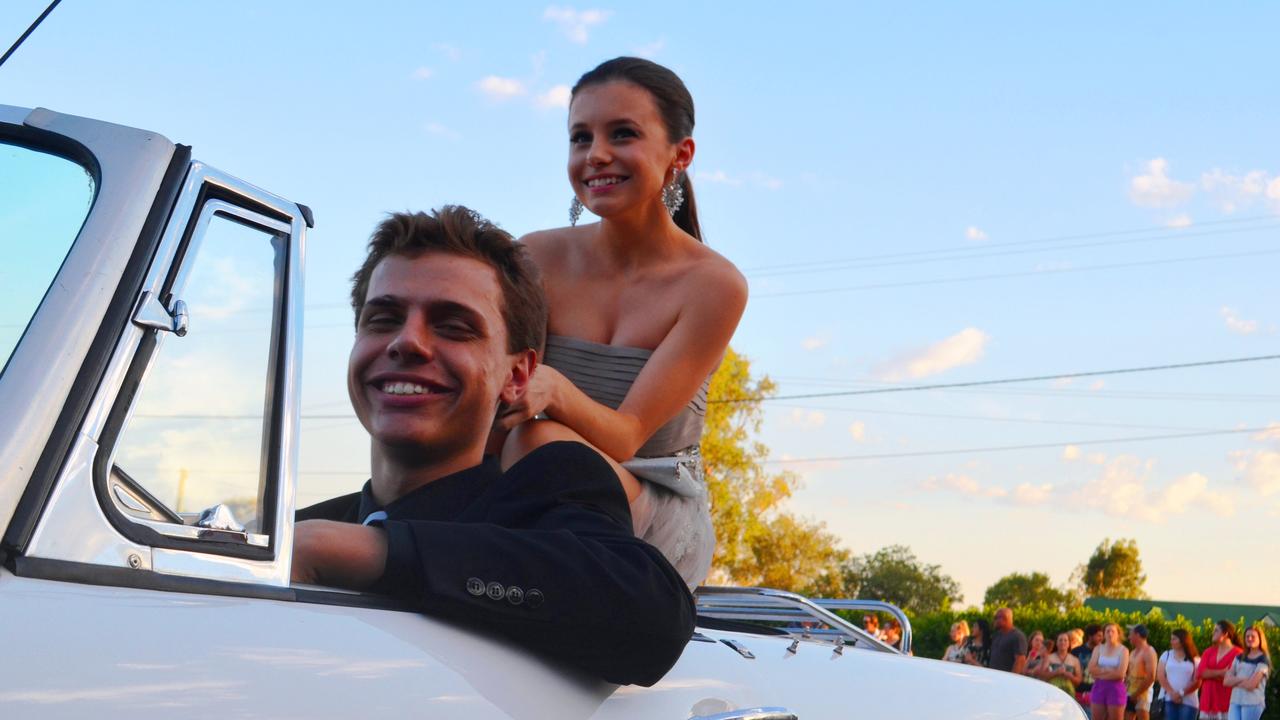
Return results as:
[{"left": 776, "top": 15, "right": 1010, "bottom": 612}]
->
[{"left": 0, "top": 105, "right": 1085, "bottom": 719}]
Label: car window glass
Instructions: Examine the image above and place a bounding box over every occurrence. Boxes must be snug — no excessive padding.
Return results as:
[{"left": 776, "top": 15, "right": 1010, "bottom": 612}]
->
[
  {"left": 111, "top": 213, "right": 284, "bottom": 534},
  {"left": 0, "top": 142, "right": 95, "bottom": 377}
]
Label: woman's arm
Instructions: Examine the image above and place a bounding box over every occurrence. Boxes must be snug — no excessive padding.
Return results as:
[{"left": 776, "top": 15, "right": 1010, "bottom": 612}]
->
[
  {"left": 1157, "top": 654, "right": 1172, "bottom": 695},
  {"left": 1067, "top": 657, "right": 1082, "bottom": 685},
  {"left": 1242, "top": 664, "right": 1268, "bottom": 691},
  {"left": 1087, "top": 648, "right": 1102, "bottom": 679},
  {"left": 1223, "top": 660, "right": 1241, "bottom": 687},
  {"left": 500, "top": 257, "right": 748, "bottom": 462}
]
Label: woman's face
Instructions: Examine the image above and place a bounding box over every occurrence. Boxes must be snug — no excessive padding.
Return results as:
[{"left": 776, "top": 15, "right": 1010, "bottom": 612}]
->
[
  {"left": 1213, "top": 625, "right": 1224, "bottom": 642},
  {"left": 1104, "top": 625, "right": 1119, "bottom": 644},
  {"left": 950, "top": 625, "right": 963, "bottom": 642},
  {"left": 1031, "top": 634, "right": 1044, "bottom": 651},
  {"left": 567, "top": 81, "right": 692, "bottom": 221},
  {"left": 1170, "top": 634, "right": 1183, "bottom": 652},
  {"left": 1245, "top": 629, "right": 1260, "bottom": 648},
  {"left": 1056, "top": 634, "right": 1070, "bottom": 654}
]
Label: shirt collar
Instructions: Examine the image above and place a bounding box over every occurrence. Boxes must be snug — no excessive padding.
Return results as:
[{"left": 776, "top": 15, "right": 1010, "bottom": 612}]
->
[{"left": 356, "top": 456, "right": 501, "bottom": 524}]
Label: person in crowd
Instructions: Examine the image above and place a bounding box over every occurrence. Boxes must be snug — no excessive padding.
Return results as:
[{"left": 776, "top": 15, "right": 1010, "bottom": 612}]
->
[
  {"left": 1197, "top": 619, "right": 1244, "bottom": 720},
  {"left": 964, "top": 618, "right": 992, "bottom": 668},
  {"left": 863, "top": 614, "right": 884, "bottom": 640},
  {"left": 1070, "top": 627, "right": 1086, "bottom": 653},
  {"left": 1025, "top": 630, "right": 1048, "bottom": 677},
  {"left": 1041, "top": 631, "right": 1084, "bottom": 698},
  {"left": 990, "top": 607, "right": 1029, "bottom": 673},
  {"left": 1125, "top": 624, "right": 1157, "bottom": 720},
  {"left": 1076, "top": 624, "right": 1104, "bottom": 707},
  {"left": 942, "top": 620, "right": 971, "bottom": 663},
  {"left": 883, "top": 619, "right": 904, "bottom": 651},
  {"left": 1157, "top": 628, "right": 1201, "bottom": 720},
  {"left": 1224, "top": 624, "right": 1271, "bottom": 720},
  {"left": 291, "top": 207, "right": 695, "bottom": 685},
  {"left": 498, "top": 56, "right": 747, "bottom": 589},
  {"left": 1088, "top": 623, "right": 1131, "bottom": 720}
]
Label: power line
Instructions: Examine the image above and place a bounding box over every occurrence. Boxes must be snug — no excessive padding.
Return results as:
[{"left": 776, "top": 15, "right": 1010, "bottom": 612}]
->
[
  {"left": 0, "top": 0, "right": 62, "bottom": 69},
  {"left": 763, "top": 426, "right": 1267, "bottom": 465},
  {"left": 738, "top": 214, "right": 1277, "bottom": 274},
  {"left": 768, "top": 403, "right": 1223, "bottom": 433},
  {"left": 747, "top": 221, "right": 1280, "bottom": 279},
  {"left": 753, "top": 246, "right": 1280, "bottom": 299},
  {"left": 710, "top": 353, "right": 1280, "bottom": 403}
]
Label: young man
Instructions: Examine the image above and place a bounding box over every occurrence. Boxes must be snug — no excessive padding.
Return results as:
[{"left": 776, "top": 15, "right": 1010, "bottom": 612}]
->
[
  {"left": 1126, "top": 624, "right": 1157, "bottom": 720},
  {"left": 291, "top": 207, "right": 695, "bottom": 686}
]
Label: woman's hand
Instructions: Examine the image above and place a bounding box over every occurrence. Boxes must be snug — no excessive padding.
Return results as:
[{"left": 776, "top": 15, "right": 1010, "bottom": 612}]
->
[{"left": 495, "top": 365, "right": 564, "bottom": 431}]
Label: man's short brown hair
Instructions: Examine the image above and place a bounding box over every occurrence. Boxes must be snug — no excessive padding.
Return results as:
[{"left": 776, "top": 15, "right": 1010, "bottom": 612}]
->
[{"left": 350, "top": 206, "right": 546, "bottom": 354}]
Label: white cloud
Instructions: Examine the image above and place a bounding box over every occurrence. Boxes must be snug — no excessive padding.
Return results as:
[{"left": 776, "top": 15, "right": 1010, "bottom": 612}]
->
[
  {"left": 965, "top": 226, "right": 988, "bottom": 241},
  {"left": 543, "top": 6, "right": 611, "bottom": 44},
  {"left": 433, "top": 43, "right": 462, "bottom": 62},
  {"left": 1221, "top": 306, "right": 1258, "bottom": 335},
  {"left": 874, "top": 327, "right": 990, "bottom": 381},
  {"left": 423, "top": 122, "right": 460, "bottom": 140},
  {"left": 1166, "top": 214, "right": 1192, "bottom": 228},
  {"left": 476, "top": 75, "right": 526, "bottom": 100},
  {"left": 1254, "top": 422, "right": 1280, "bottom": 442},
  {"left": 633, "top": 37, "right": 665, "bottom": 58},
  {"left": 1231, "top": 448, "right": 1280, "bottom": 496},
  {"left": 787, "top": 409, "right": 826, "bottom": 430},
  {"left": 801, "top": 333, "right": 829, "bottom": 351},
  {"left": 1063, "top": 445, "right": 1082, "bottom": 461},
  {"left": 748, "top": 171, "right": 784, "bottom": 190},
  {"left": 1090, "top": 380, "right": 1106, "bottom": 391},
  {"left": 920, "top": 473, "right": 1014, "bottom": 500},
  {"left": 1013, "top": 482, "right": 1054, "bottom": 506},
  {"left": 848, "top": 421, "right": 867, "bottom": 443},
  {"left": 411, "top": 67, "right": 434, "bottom": 81},
  {"left": 1201, "top": 168, "right": 1272, "bottom": 214},
  {"left": 1070, "top": 455, "right": 1234, "bottom": 521},
  {"left": 695, "top": 169, "right": 742, "bottom": 186},
  {"left": 1129, "top": 158, "right": 1194, "bottom": 209},
  {"left": 535, "top": 84, "right": 572, "bottom": 109}
]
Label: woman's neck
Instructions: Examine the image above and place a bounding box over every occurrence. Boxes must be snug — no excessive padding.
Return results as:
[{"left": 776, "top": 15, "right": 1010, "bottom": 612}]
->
[{"left": 595, "top": 206, "right": 688, "bottom": 269}]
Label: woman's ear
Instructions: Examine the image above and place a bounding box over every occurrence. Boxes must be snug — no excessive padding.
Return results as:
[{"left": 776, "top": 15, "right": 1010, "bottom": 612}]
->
[
  {"left": 674, "top": 136, "right": 695, "bottom": 173},
  {"left": 500, "top": 348, "right": 538, "bottom": 405}
]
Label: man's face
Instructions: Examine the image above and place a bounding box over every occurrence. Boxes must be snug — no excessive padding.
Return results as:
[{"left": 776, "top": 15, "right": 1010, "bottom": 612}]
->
[
  {"left": 1091, "top": 630, "right": 1104, "bottom": 646},
  {"left": 994, "top": 610, "right": 1011, "bottom": 631},
  {"left": 348, "top": 252, "right": 525, "bottom": 461}
]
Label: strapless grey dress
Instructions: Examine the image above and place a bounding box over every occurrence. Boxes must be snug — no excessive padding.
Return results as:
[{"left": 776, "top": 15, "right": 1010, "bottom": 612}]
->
[{"left": 541, "top": 334, "right": 715, "bottom": 587}]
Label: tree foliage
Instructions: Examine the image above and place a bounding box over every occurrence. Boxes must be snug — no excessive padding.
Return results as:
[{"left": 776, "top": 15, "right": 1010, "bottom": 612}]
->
[
  {"left": 838, "top": 544, "right": 962, "bottom": 614},
  {"left": 1075, "top": 537, "right": 1148, "bottom": 600},
  {"left": 983, "top": 571, "right": 1074, "bottom": 610},
  {"left": 702, "top": 347, "right": 847, "bottom": 592}
]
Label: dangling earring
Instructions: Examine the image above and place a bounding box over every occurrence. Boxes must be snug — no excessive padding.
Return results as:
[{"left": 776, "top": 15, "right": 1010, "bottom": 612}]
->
[
  {"left": 569, "top": 196, "right": 584, "bottom": 226},
  {"left": 661, "top": 170, "right": 685, "bottom": 216}
]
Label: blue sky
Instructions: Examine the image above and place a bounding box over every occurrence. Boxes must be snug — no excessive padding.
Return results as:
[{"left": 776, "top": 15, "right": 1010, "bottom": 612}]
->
[{"left": 3, "top": 1, "right": 1278, "bottom": 606}]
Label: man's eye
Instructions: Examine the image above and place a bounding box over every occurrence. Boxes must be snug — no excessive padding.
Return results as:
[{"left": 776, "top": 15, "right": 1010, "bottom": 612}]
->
[
  {"left": 362, "top": 314, "right": 397, "bottom": 327},
  {"left": 438, "top": 322, "right": 474, "bottom": 336}
]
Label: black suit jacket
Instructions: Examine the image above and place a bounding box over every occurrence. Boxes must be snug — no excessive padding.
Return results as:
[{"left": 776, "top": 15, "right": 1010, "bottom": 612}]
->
[{"left": 296, "top": 441, "right": 695, "bottom": 686}]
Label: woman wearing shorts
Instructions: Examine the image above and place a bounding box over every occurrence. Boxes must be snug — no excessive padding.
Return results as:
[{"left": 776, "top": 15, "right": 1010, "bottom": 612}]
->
[{"left": 1088, "top": 623, "right": 1130, "bottom": 720}]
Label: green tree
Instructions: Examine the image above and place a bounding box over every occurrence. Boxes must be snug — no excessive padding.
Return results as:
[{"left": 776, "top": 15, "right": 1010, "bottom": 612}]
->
[
  {"left": 1076, "top": 538, "right": 1148, "bottom": 599},
  {"left": 983, "top": 571, "right": 1074, "bottom": 610},
  {"left": 839, "top": 544, "right": 962, "bottom": 614},
  {"left": 702, "top": 347, "right": 847, "bottom": 592}
]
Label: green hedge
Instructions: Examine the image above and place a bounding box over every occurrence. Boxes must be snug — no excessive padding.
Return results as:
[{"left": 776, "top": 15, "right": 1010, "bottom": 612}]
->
[{"left": 846, "top": 605, "right": 1279, "bottom": 718}]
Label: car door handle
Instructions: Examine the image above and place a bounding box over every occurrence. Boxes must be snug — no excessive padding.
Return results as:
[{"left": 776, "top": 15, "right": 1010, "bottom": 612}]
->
[{"left": 691, "top": 708, "right": 798, "bottom": 720}]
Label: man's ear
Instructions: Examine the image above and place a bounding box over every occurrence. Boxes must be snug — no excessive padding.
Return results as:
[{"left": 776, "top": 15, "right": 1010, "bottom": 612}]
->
[{"left": 499, "top": 348, "right": 538, "bottom": 406}]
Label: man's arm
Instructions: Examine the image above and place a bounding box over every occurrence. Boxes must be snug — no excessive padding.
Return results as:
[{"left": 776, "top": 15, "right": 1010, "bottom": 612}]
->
[
  {"left": 1012, "top": 653, "right": 1027, "bottom": 675},
  {"left": 1133, "top": 648, "right": 1156, "bottom": 696},
  {"left": 291, "top": 519, "right": 388, "bottom": 588}
]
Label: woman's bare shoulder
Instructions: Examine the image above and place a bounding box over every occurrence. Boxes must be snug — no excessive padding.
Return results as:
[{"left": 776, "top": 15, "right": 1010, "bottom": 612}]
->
[
  {"left": 518, "top": 226, "right": 588, "bottom": 269},
  {"left": 684, "top": 245, "right": 748, "bottom": 304}
]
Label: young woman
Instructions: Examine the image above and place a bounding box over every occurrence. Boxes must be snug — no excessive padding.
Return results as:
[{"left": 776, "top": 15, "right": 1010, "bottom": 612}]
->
[
  {"left": 1198, "top": 619, "right": 1245, "bottom": 720},
  {"left": 1024, "top": 630, "right": 1047, "bottom": 677},
  {"left": 1156, "top": 629, "right": 1201, "bottom": 720},
  {"left": 942, "top": 620, "right": 970, "bottom": 663},
  {"left": 1224, "top": 625, "right": 1271, "bottom": 720},
  {"left": 500, "top": 57, "right": 747, "bottom": 587},
  {"left": 1088, "top": 623, "right": 1131, "bottom": 720},
  {"left": 963, "top": 619, "right": 992, "bottom": 668},
  {"left": 1040, "top": 632, "right": 1083, "bottom": 697}
]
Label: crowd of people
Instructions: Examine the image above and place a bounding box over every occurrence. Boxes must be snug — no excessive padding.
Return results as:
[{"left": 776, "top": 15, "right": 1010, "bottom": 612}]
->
[{"left": 939, "top": 611, "right": 1273, "bottom": 720}]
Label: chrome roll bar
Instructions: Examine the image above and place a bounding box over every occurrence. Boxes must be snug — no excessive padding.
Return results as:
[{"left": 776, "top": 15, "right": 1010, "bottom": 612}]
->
[{"left": 694, "top": 586, "right": 910, "bottom": 654}]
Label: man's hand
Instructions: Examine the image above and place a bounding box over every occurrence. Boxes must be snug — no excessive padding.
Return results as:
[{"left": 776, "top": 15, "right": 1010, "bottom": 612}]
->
[{"left": 291, "top": 519, "right": 388, "bottom": 589}]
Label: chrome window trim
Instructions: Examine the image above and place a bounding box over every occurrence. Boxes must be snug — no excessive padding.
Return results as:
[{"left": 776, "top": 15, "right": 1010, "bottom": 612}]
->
[
  {"left": 0, "top": 106, "right": 175, "bottom": 535},
  {"left": 25, "top": 161, "right": 306, "bottom": 589}
]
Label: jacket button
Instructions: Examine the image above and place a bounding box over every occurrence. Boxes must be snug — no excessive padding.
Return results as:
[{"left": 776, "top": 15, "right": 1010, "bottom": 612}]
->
[
  {"left": 506, "top": 586, "right": 524, "bottom": 605},
  {"left": 486, "top": 581, "right": 505, "bottom": 600},
  {"left": 466, "top": 577, "right": 485, "bottom": 596},
  {"left": 526, "top": 589, "right": 544, "bottom": 609}
]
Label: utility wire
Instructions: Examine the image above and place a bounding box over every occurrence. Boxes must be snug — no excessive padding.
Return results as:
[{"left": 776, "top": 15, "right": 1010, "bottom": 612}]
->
[
  {"left": 747, "top": 221, "right": 1280, "bottom": 279},
  {"left": 768, "top": 403, "right": 1223, "bottom": 433},
  {"left": 710, "top": 353, "right": 1280, "bottom": 404},
  {"left": 0, "top": 0, "right": 61, "bottom": 69},
  {"left": 754, "top": 246, "right": 1280, "bottom": 299},
  {"left": 739, "top": 214, "right": 1277, "bottom": 274},
  {"left": 763, "top": 426, "right": 1267, "bottom": 464}
]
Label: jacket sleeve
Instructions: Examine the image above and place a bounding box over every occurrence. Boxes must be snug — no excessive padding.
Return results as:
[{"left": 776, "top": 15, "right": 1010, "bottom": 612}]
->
[{"left": 375, "top": 441, "right": 695, "bottom": 686}]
